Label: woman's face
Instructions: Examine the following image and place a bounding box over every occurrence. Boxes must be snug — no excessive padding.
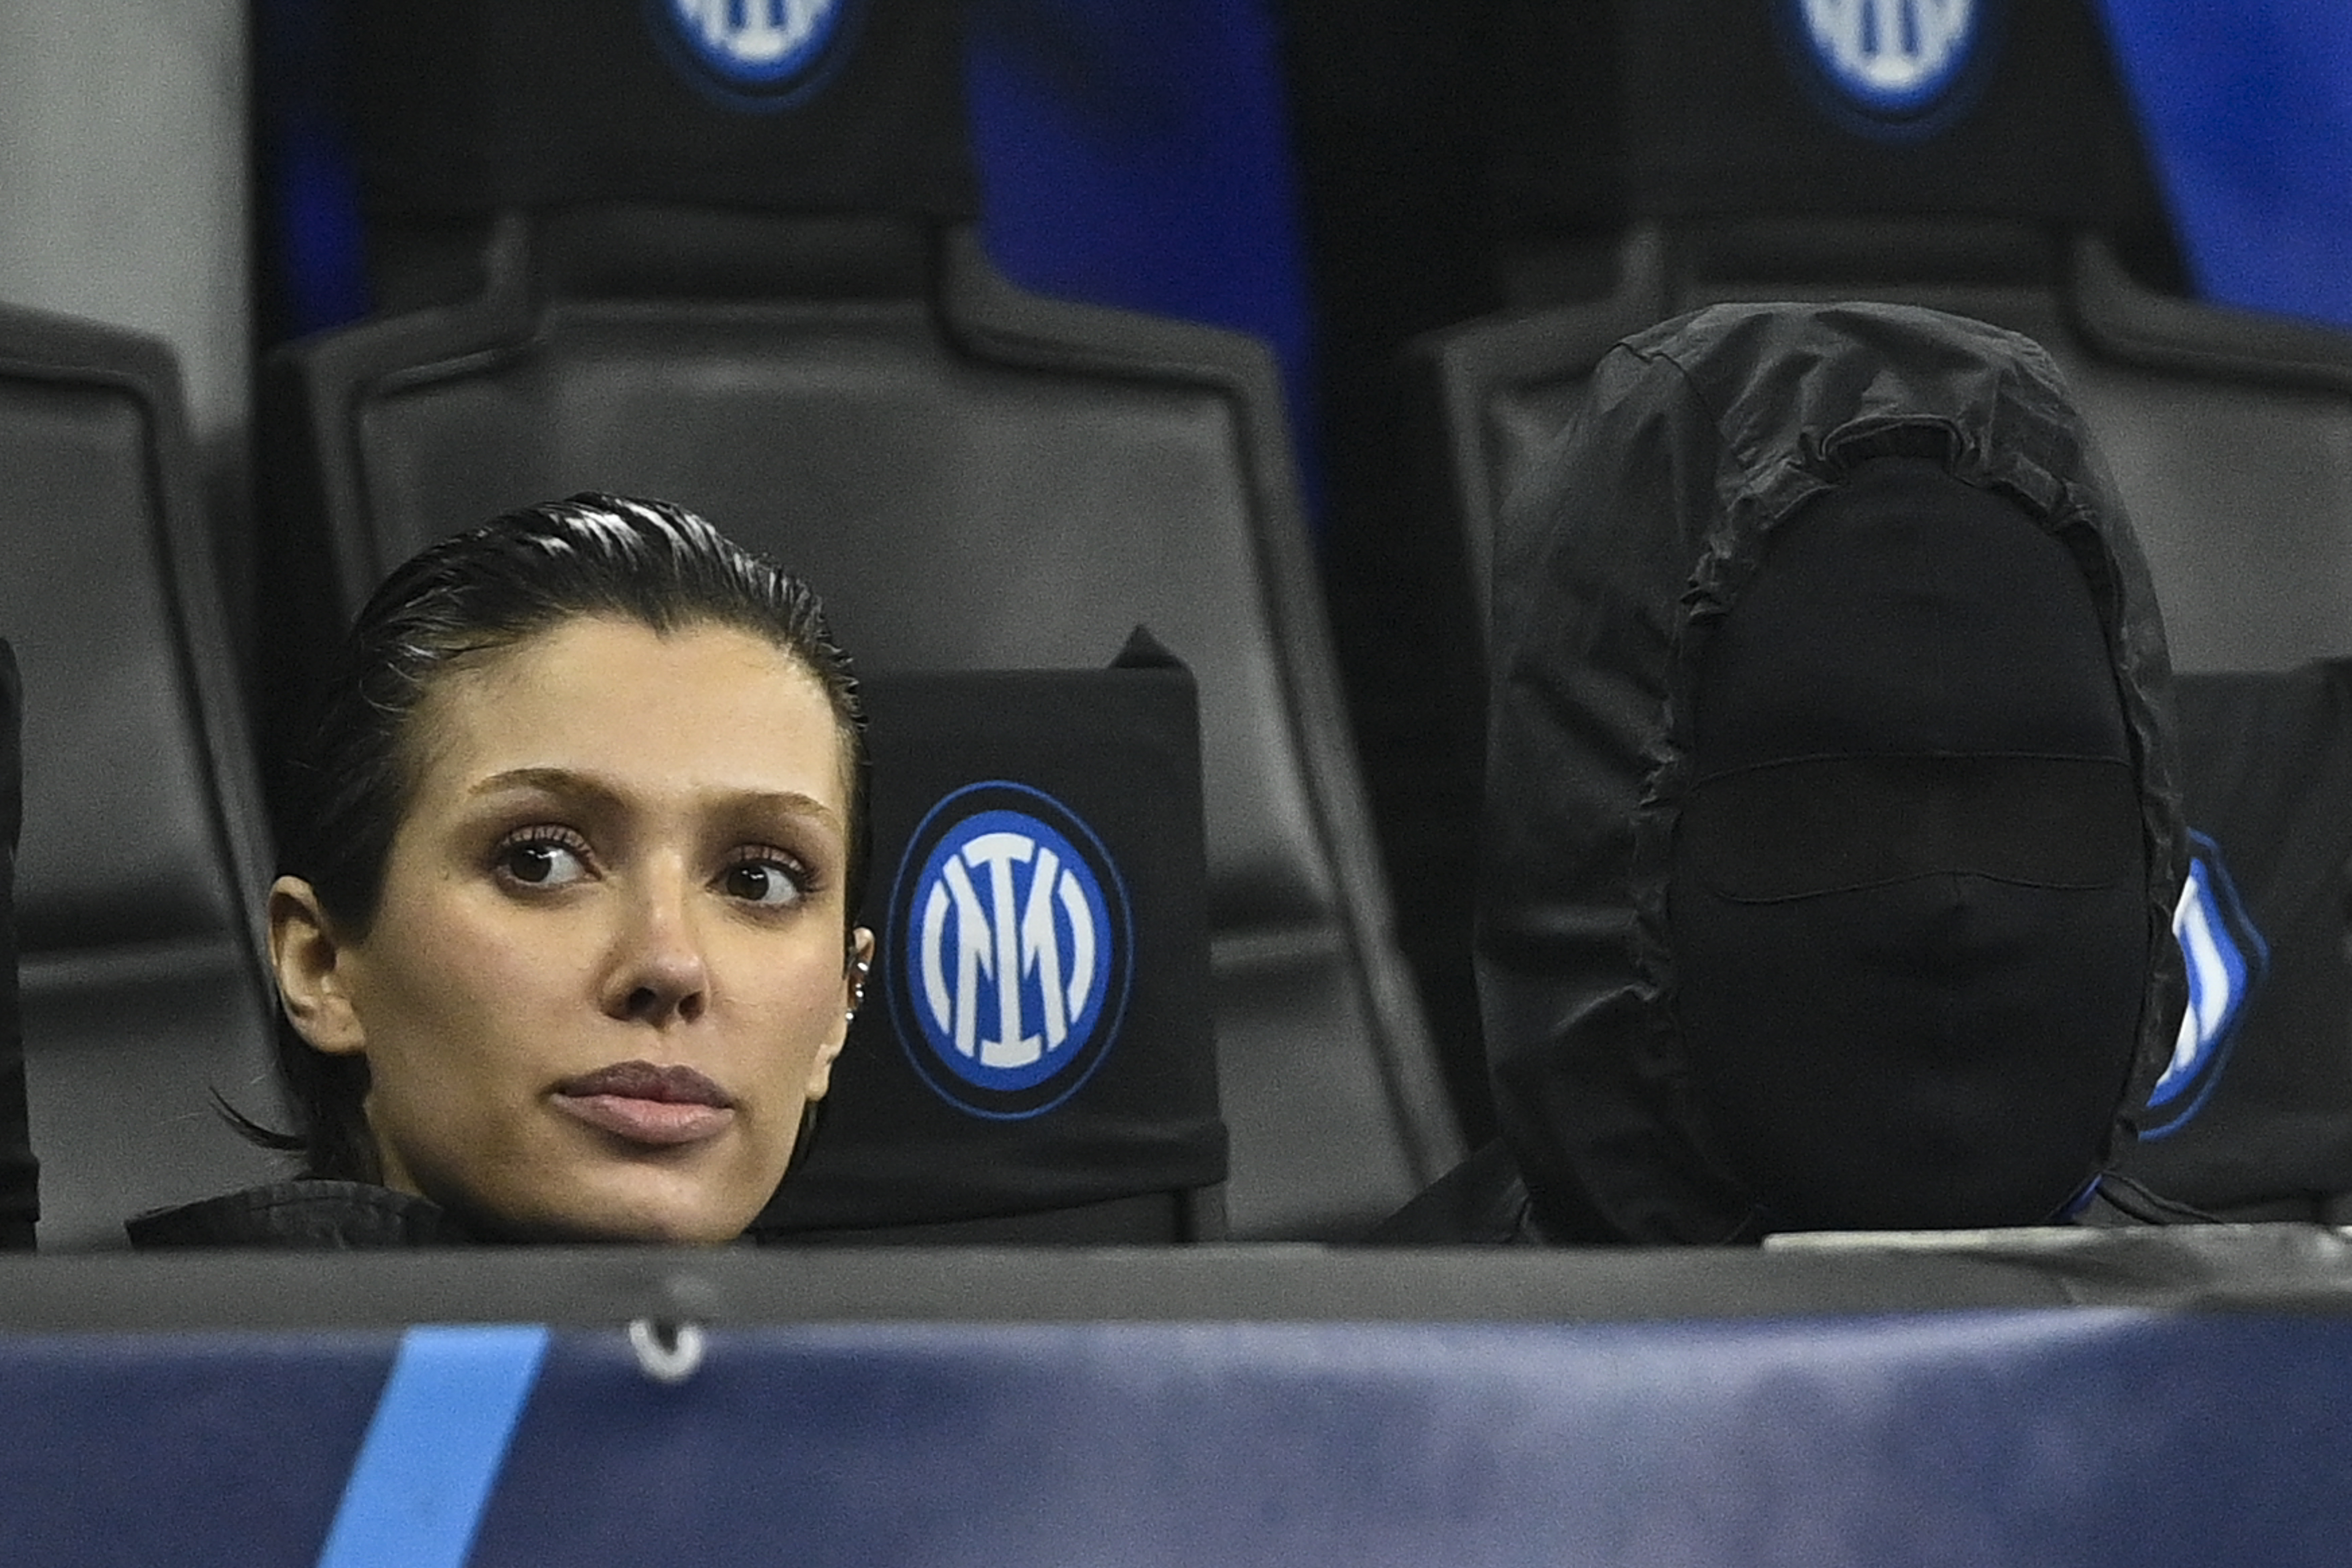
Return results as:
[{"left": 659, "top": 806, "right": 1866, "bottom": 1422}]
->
[{"left": 271, "top": 614, "right": 870, "bottom": 1242}]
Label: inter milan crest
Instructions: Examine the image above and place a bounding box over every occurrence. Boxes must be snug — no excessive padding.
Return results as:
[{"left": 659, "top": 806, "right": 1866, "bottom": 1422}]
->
[
  {"left": 648, "top": 0, "right": 858, "bottom": 110},
  {"left": 2140, "top": 831, "right": 2268, "bottom": 1140},
  {"left": 886, "top": 781, "right": 1133, "bottom": 1120},
  {"left": 1783, "top": 0, "right": 1990, "bottom": 139}
]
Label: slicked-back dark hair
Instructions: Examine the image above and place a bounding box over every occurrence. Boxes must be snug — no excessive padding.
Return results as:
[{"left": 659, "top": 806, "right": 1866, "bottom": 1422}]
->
[{"left": 255, "top": 493, "right": 868, "bottom": 1181}]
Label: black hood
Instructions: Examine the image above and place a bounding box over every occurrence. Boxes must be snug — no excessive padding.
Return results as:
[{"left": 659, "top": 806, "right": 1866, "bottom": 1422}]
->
[{"left": 1479, "top": 301, "right": 2189, "bottom": 1243}]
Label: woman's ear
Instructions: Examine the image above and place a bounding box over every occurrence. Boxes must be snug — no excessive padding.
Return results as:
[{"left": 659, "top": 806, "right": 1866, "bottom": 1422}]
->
[
  {"left": 270, "top": 876, "right": 367, "bottom": 1057},
  {"left": 808, "top": 925, "right": 877, "bottom": 1102}
]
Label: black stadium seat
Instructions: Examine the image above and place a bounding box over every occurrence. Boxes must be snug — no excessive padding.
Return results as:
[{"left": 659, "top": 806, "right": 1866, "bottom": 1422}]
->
[
  {"left": 1424, "top": 0, "right": 2352, "bottom": 678},
  {"left": 260, "top": 0, "right": 1460, "bottom": 1238},
  {"left": 0, "top": 304, "right": 283, "bottom": 1250},
  {"left": 756, "top": 646, "right": 1226, "bottom": 1242},
  {"left": 2116, "top": 664, "right": 2352, "bottom": 1220}
]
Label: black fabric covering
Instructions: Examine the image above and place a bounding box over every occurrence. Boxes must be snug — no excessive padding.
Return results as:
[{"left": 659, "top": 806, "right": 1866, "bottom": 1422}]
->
[
  {"left": 2115, "top": 664, "right": 2352, "bottom": 1216},
  {"left": 0, "top": 642, "right": 27, "bottom": 1251},
  {"left": 1470, "top": 301, "right": 2186, "bottom": 1244},
  {"left": 1682, "top": 755, "right": 2140, "bottom": 901},
  {"left": 754, "top": 642, "right": 1225, "bottom": 1238},
  {"left": 342, "top": 0, "right": 976, "bottom": 220},
  {"left": 1685, "top": 459, "right": 2140, "bottom": 901},
  {"left": 1671, "top": 460, "right": 2149, "bottom": 1230},
  {"left": 1690, "top": 463, "right": 2133, "bottom": 771},
  {"left": 125, "top": 1181, "right": 466, "bottom": 1250},
  {"left": 1360, "top": 1137, "right": 1543, "bottom": 1245}
]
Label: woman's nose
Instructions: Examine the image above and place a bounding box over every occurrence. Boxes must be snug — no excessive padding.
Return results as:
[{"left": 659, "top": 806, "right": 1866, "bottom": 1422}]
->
[{"left": 604, "top": 868, "right": 709, "bottom": 1025}]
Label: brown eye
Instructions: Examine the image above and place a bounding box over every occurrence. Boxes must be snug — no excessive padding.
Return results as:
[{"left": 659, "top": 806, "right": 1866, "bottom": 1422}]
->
[
  {"left": 499, "top": 837, "right": 588, "bottom": 888},
  {"left": 722, "top": 856, "right": 807, "bottom": 908}
]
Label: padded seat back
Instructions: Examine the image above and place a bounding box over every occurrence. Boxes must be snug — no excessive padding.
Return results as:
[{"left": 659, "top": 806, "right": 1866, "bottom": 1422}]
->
[
  {"left": 2114, "top": 663, "right": 2352, "bottom": 1219},
  {"left": 758, "top": 650, "right": 1226, "bottom": 1243},
  {"left": 1432, "top": 229, "right": 2352, "bottom": 675},
  {"left": 263, "top": 0, "right": 1459, "bottom": 1238},
  {"left": 0, "top": 305, "right": 281, "bottom": 1250},
  {"left": 1426, "top": 0, "right": 2352, "bottom": 675}
]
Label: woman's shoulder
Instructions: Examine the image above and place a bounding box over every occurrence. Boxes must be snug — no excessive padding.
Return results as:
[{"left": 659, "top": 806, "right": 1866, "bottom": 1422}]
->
[{"left": 125, "top": 1179, "right": 468, "bottom": 1249}]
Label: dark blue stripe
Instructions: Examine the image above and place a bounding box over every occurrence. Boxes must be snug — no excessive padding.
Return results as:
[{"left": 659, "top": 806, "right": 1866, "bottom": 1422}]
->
[{"left": 314, "top": 1326, "right": 550, "bottom": 1568}]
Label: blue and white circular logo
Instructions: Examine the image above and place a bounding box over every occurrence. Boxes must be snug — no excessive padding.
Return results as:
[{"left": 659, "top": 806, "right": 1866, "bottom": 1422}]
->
[
  {"left": 1787, "top": 0, "right": 1983, "bottom": 133},
  {"left": 650, "top": 0, "right": 855, "bottom": 108},
  {"left": 887, "top": 782, "right": 1132, "bottom": 1120},
  {"left": 2140, "top": 830, "right": 2268, "bottom": 1140}
]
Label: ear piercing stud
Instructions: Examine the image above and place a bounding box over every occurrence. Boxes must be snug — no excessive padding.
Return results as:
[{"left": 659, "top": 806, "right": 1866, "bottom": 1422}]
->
[{"left": 846, "top": 957, "right": 871, "bottom": 1022}]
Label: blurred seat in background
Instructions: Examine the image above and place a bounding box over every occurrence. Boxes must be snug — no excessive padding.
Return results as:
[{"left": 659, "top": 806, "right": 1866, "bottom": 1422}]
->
[
  {"left": 1423, "top": 0, "right": 2352, "bottom": 677},
  {"left": 259, "top": 0, "right": 1459, "bottom": 1238},
  {"left": 0, "top": 303, "right": 281, "bottom": 1250}
]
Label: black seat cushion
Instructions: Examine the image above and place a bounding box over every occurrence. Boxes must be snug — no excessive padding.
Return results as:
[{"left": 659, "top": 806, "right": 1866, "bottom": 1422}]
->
[
  {"left": 755, "top": 643, "right": 1225, "bottom": 1240},
  {"left": 2116, "top": 663, "right": 2352, "bottom": 1216}
]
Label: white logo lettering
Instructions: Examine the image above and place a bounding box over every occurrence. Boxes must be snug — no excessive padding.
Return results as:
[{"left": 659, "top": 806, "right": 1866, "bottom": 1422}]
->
[
  {"left": 918, "top": 828, "right": 1101, "bottom": 1073},
  {"left": 671, "top": 0, "right": 833, "bottom": 67},
  {"left": 2160, "top": 861, "right": 2232, "bottom": 1097},
  {"left": 1803, "top": 0, "right": 1971, "bottom": 98}
]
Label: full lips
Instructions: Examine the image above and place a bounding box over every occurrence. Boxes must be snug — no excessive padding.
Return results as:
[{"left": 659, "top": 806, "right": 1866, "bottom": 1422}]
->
[{"left": 550, "top": 1060, "right": 737, "bottom": 1147}]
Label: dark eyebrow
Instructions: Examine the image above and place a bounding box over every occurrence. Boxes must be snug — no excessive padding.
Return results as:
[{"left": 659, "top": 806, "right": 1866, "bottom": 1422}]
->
[{"left": 468, "top": 766, "right": 845, "bottom": 835}]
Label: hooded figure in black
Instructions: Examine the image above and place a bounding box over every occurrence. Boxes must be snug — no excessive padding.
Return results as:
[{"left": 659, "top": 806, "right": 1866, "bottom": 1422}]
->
[{"left": 1381, "top": 301, "right": 2189, "bottom": 1244}]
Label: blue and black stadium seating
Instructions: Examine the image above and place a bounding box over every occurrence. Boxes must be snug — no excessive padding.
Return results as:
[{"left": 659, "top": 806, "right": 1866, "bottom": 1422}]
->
[
  {"left": 259, "top": 0, "right": 1461, "bottom": 1239},
  {"left": 1423, "top": 0, "right": 2352, "bottom": 678}
]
